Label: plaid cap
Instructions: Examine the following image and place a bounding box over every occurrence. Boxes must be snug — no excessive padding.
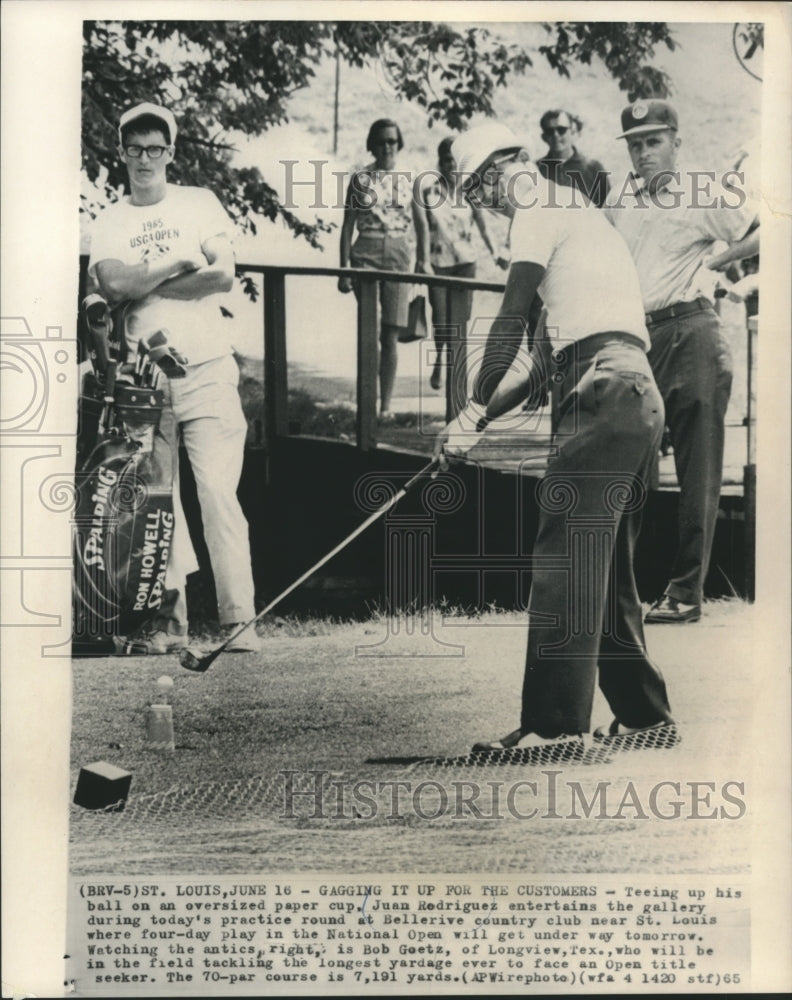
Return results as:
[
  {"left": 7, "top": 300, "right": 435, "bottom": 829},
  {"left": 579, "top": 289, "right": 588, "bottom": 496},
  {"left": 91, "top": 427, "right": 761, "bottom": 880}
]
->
[{"left": 617, "top": 100, "right": 678, "bottom": 139}]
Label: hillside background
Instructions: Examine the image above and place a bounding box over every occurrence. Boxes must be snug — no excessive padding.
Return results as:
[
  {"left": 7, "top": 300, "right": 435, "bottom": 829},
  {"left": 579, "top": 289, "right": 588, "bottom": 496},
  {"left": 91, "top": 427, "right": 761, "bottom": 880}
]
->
[
  {"left": 222, "top": 20, "right": 761, "bottom": 364},
  {"left": 81, "top": 20, "right": 762, "bottom": 408}
]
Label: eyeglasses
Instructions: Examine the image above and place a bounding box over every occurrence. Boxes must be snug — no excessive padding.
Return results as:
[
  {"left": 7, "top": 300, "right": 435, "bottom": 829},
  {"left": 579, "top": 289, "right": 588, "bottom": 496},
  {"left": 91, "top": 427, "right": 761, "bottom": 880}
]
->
[
  {"left": 544, "top": 126, "right": 569, "bottom": 136},
  {"left": 481, "top": 153, "right": 518, "bottom": 183},
  {"left": 465, "top": 154, "right": 518, "bottom": 204},
  {"left": 124, "top": 144, "right": 170, "bottom": 159}
]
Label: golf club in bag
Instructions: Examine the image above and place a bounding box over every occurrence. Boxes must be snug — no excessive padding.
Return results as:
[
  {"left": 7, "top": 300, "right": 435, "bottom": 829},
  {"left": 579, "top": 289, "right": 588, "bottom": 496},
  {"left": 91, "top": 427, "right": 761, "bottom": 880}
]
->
[
  {"left": 179, "top": 458, "right": 439, "bottom": 673},
  {"left": 73, "top": 295, "right": 183, "bottom": 650}
]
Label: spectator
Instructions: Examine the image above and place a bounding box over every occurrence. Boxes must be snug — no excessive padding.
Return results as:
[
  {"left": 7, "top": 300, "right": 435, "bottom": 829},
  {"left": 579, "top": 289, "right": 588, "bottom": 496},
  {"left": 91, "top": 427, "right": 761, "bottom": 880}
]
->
[
  {"left": 727, "top": 146, "right": 760, "bottom": 317},
  {"left": 423, "top": 136, "right": 508, "bottom": 391},
  {"left": 88, "top": 102, "right": 261, "bottom": 654},
  {"left": 338, "top": 119, "right": 432, "bottom": 417},
  {"left": 537, "top": 109, "right": 610, "bottom": 207},
  {"left": 605, "top": 99, "right": 759, "bottom": 623}
]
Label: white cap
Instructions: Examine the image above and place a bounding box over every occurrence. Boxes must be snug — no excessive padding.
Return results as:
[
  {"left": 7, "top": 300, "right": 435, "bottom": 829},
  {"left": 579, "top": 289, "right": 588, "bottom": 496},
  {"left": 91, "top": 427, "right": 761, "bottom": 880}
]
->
[
  {"left": 118, "top": 103, "right": 177, "bottom": 143},
  {"left": 451, "top": 123, "right": 524, "bottom": 185}
]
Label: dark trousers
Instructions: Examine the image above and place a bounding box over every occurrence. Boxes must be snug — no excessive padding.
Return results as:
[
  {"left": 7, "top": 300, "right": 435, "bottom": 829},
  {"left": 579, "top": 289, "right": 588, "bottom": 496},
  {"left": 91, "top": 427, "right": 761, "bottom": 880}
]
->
[
  {"left": 647, "top": 304, "right": 733, "bottom": 605},
  {"left": 520, "top": 336, "right": 674, "bottom": 737}
]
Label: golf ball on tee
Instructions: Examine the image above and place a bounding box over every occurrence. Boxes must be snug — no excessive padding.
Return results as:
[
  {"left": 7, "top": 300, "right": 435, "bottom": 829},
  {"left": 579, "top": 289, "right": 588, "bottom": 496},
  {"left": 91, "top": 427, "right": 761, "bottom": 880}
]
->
[{"left": 157, "top": 675, "right": 174, "bottom": 691}]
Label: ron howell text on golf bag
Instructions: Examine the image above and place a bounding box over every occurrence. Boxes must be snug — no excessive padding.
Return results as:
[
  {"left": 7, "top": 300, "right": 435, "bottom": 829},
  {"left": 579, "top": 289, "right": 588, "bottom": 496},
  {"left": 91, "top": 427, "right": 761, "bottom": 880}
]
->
[{"left": 73, "top": 295, "right": 180, "bottom": 652}]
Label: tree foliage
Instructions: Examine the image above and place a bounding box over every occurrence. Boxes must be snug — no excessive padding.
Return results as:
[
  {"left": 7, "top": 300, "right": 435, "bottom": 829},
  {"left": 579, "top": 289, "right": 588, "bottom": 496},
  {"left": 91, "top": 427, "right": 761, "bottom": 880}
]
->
[
  {"left": 82, "top": 19, "right": 677, "bottom": 244},
  {"left": 537, "top": 22, "right": 676, "bottom": 99}
]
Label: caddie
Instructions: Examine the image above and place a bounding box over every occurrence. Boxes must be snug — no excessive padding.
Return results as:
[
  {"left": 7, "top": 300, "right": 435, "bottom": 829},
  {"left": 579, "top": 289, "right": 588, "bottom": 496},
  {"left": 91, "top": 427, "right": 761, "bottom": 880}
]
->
[
  {"left": 435, "top": 123, "right": 676, "bottom": 752},
  {"left": 605, "top": 99, "right": 759, "bottom": 624},
  {"left": 88, "top": 102, "right": 261, "bottom": 654}
]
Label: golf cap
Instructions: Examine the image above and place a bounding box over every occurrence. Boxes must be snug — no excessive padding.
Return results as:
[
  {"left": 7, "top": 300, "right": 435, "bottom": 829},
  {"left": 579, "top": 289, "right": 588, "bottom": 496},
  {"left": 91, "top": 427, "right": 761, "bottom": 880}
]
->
[
  {"left": 617, "top": 99, "right": 678, "bottom": 139},
  {"left": 118, "top": 102, "right": 177, "bottom": 143},
  {"left": 452, "top": 123, "right": 525, "bottom": 187}
]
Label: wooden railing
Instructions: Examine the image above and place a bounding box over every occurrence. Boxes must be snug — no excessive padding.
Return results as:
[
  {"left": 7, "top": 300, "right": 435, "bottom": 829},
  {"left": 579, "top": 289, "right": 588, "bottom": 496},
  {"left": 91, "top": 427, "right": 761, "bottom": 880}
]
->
[
  {"left": 75, "top": 256, "right": 758, "bottom": 599},
  {"left": 242, "top": 264, "right": 506, "bottom": 452},
  {"left": 77, "top": 255, "right": 501, "bottom": 451},
  {"left": 77, "top": 256, "right": 758, "bottom": 471}
]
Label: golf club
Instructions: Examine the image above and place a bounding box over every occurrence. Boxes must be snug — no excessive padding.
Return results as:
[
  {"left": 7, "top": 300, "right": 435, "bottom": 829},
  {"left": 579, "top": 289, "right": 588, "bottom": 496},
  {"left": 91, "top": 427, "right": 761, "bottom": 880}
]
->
[
  {"left": 147, "top": 329, "right": 188, "bottom": 379},
  {"left": 83, "top": 294, "right": 112, "bottom": 376},
  {"left": 134, "top": 339, "right": 147, "bottom": 383},
  {"left": 179, "top": 458, "right": 439, "bottom": 672}
]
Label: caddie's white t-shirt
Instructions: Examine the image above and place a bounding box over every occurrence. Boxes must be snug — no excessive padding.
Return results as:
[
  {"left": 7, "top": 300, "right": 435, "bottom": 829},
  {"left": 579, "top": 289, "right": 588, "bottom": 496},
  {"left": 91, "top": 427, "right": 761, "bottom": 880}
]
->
[
  {"left": 509, "top": 178, "right": 650, "bottom": 348},
  {"left": 88, "top": 184, "right": 234, "bottom": 366},
  {"left": 603, "top": 168, "right": 757, "bottom": 312}
]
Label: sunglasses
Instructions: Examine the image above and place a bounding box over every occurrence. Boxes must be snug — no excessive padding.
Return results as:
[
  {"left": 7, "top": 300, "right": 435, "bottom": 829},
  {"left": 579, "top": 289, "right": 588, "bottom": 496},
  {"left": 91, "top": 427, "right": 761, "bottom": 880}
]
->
[{"left": 543, "top": 126, "right": 569, "bottom": 136}]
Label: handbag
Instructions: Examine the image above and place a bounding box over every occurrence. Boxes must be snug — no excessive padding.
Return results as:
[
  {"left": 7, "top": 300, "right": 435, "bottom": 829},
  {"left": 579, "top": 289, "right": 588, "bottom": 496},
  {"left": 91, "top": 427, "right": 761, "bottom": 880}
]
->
[{"left": 400, "top": 290, "right": 428, "bottom": 343}]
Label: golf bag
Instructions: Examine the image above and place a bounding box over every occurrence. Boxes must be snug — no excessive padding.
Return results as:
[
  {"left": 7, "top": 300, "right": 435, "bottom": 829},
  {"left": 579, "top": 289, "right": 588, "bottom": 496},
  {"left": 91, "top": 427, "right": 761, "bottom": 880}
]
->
[{"left": 73, "top": 296, "right": 183, "bottom": 648}]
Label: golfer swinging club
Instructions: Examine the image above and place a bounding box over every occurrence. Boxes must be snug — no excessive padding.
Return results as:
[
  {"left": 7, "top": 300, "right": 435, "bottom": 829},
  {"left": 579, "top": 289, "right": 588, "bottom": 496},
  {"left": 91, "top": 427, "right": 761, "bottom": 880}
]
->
[{"left": 435, "top": 123, "right": 677, "bottom": 752}]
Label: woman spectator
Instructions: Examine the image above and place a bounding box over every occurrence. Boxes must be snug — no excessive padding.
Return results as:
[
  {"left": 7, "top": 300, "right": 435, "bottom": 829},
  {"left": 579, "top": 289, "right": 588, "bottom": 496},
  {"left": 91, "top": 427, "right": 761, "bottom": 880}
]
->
[
  {"left": 423, "top": 136, "right": 508, "bottom": 391},
  {"left": 338, "top": 119, "right": 431, "bottom": 418}
]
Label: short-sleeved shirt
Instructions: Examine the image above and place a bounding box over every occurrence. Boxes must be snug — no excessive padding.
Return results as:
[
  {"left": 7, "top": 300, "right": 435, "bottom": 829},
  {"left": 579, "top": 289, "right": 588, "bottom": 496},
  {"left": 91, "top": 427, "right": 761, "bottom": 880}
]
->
[
  {"left": 537, "top": 148, "right": 610, "bottom": 208},
  {"left": 88, "top": 184, "right": 234, "bottom": 366},
  {"left": 509, "top": 178, "right": 649, "bottom": 348},
  {"left": 603, "top": 171, "right": 757, "bottom": 312},
  {"left": 347, "top": 164, "right": 415, "bottom": 238},
  {"left": 422, "top": 176, "right": 477, "bottom": 268}
]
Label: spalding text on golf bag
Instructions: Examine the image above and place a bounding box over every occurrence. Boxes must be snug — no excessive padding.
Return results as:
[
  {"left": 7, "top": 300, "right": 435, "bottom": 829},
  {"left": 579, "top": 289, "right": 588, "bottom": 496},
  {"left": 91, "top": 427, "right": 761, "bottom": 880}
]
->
[
  {"left": 73, "top": 295, "right": 182, "bottom": 646},
  {"left": 73, "top": 379, "right": 175, "bottom": 642}
]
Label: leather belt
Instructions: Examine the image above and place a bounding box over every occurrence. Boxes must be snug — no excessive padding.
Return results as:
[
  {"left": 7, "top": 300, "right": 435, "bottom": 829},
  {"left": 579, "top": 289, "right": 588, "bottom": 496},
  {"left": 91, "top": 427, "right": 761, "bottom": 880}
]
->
[
  {"left": 548, "top": 331, "right": 647, "bottom": 378},
  {"left": 645, "top": 296, "right": 712, "bottom": 327},
  {"left": 575, "top": 331, "right": 647, "bottom": 355}
]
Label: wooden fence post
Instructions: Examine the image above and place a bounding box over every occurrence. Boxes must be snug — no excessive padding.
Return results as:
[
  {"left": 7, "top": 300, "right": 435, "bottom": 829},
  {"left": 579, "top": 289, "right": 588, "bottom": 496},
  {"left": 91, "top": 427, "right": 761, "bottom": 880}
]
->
[
  {"left": 357, "top": 276, "right": 378, "bottom": 450},
  {"left": 263, "top": 269, "right": 288, "bottom": 472},
  {"left": 445, "top": 286, "right": 469, "bottom": 422}
]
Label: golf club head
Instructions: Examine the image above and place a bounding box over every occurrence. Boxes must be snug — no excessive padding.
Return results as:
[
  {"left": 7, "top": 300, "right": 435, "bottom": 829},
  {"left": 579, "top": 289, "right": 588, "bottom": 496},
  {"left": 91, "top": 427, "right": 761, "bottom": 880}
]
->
[
  {"left": 147, "top": 345, "right": 187, "bottom": 379},
  {"left": 83, "top": 294, "right": 113, "bottom": 376},
  {"left": 147, "top": 330, "right": 168, "bottom": 348},
  {"left": 179, "top": 644, "right": 221, "bottom": 673}
]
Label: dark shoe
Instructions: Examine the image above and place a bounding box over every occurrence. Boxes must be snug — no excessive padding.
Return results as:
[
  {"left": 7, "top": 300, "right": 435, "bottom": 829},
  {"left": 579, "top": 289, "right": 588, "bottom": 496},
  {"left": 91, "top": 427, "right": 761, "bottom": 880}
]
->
[
  {"left": 470, "top": 730, "right": 587, "bottom": 766},
  {"left": 644, "top": 595, "right": 701, "bottom": 624},
  {"left": 113, "top": 629, "right": 187, "bottom": 656},
  {"left": 472, "top": 728, "right": 524, "bottom": 751},
  {"left": 472, "top": 729, "right": 581, "bottom": 752},
  {"left": 593, "top": 719, "right": 680, "bottom": 749}
]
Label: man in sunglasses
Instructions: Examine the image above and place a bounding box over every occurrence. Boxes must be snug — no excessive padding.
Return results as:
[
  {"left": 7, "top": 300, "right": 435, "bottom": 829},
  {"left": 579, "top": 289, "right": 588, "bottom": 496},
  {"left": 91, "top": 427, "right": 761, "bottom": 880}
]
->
[
  {"left": 88, "top": 102, "right": 260, "bottom": 654},
  {"left": 536, "top": 109, "right": 610, "bottom": 208},
  {"left": 435, "top": 123, "right": 676, "bottom": 754}
]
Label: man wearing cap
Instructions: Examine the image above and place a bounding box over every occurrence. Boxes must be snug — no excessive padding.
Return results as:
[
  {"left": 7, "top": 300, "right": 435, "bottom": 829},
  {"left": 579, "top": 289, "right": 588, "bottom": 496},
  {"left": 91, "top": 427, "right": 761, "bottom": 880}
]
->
[
  {"left": 536, "top": 109, "right": 610, "bottom": 207},
  {"left": 605, "top": 99, "right": 759, "bottom": 624},
  {"left": 434, "top": 122, "right": 676, "bottom": 753},
  {"left": 88, "top": 102, "right": 261, "bottom": 654}
]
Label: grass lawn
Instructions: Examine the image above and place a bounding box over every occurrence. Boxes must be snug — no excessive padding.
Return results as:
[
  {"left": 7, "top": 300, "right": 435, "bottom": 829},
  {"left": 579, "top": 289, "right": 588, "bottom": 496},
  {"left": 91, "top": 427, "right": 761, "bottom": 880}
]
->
[{"left": 70, "top": 600, "right": 753, "bottom": 876}]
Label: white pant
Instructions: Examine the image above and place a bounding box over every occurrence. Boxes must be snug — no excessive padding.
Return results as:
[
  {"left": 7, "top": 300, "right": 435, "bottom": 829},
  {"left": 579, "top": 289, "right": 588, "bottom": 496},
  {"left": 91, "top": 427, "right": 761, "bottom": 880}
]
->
[{"left": 155, "top": 354, "right": 255, "bottom": 633}]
